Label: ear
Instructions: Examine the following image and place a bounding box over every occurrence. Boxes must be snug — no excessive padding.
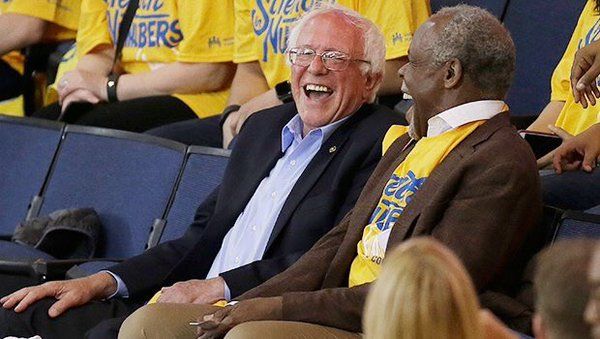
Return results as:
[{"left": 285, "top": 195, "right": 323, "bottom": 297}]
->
[
  {"left": 443, "top": 58, "right": 462, "bottom": 89},
  {"left": 363, "top": 72, "right": 383, "bottom": 100},
  {"left": 533, "top": 313, "right": 548, "bottom": 339}
]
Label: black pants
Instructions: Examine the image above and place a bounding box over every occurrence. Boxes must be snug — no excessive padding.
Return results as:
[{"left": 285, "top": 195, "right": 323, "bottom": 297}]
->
[
  {"left": 145, "top": 115, "right": 223, "bottom": 147},
  {"left": 0, "top": 59, "right": 22, "bottom": 101},
  {"left": 32, "top": 95, "right": 197, "bottom": 133},
  {"left": 0, "top": 273, "right": 140, "bottom": 339}
]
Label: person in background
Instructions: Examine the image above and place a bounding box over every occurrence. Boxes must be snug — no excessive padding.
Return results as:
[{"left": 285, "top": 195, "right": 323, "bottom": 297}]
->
[
  {"left": 0, "top": 0, "right": 81, "bottom": 116},
  {"left": 585, "top": 243, "right": 600, "bottom": 339},
  {"left": 147, "top": 0, "right": 430, "bottom": 148},
  {"left": 364, "top": 237, "right": 482, "bottom": 339},
  {"left": 31, "top": 0, "right": 236, "bottom": 133}
]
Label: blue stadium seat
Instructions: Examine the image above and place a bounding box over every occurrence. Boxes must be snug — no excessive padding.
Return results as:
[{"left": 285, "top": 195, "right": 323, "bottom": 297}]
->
[
  {"left": 0, "top": 116, "right": 63, "bottom": 237},
  {"left": 503, "top": 0, "right": 587, "bottom": 116},
  {"left": 148, "top": 146, "right": 230, "bottom": 246},
  {"left": 554, "top": 205, "right": 600, "bottom": 241},
  {"left": 0, "top": 125, "right": 187, "bottom": 267},
  {"left": 430, "top": 0, "right": 508, "bottom": 18}
]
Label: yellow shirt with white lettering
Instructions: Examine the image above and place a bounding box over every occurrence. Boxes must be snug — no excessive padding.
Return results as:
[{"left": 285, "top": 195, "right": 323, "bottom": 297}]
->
[
  {"left": 234, "top": 0, "right": 430, "bottom": 88},
  {"left": 76, "top": 0, "right": 234, "bottom": 117},
  {"left": 552, "top": 0, "right": 600, "bottom": 135},
  {"left": 348, "top": 120, "right": 486, "bottom": 287}
]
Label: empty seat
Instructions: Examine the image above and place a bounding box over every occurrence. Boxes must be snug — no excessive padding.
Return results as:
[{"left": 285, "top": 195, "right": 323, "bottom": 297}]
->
[
  {"left": 503, "top": 0, "right": 587, "bottom": 116},
  {"left": 554, "top": 205, "right": 600, "bottom": 240},
  {"left": 0, "top": 116, "right": 63, "bottom": 237}
]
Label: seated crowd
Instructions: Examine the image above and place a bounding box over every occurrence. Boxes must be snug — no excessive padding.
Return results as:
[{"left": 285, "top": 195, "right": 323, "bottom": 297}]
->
[{"left": 0, "top": 0, "right": 598, "bottom": 338}]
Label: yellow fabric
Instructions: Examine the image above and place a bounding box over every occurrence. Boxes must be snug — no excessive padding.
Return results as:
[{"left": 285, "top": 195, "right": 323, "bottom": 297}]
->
[
  {"left": 235, "top": 0, "right": 430, "bottom": 88},
  {"left": 75, "top": 0, "right": 235, "bottom": 117},
  {"left": 381, "top": 125, "right": 409, "bottom": 155},
  {"left": 348, "top": 120, "right": 486, "bottom": 287},
  {"left": 0, "top": 96, "right": 24, "bottom": 117},
  {"left": 146, "top": 290, "right": 227, "bottom": 307},
  {"left": 551, "top": 0, "right": 600, "bottom": 135}
]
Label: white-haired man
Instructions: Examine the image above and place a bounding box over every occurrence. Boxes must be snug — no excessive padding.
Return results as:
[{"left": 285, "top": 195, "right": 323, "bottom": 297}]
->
[
  {"left": 0, "top": 5, "right": 404, "bottom": 339},
  {"left": 118, "top": 5, "right": 541, "bottom": 339}
]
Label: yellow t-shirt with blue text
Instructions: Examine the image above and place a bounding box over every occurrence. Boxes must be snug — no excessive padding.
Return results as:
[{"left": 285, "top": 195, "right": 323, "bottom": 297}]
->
[
  {"left": 348, "top": 120, "right": 486, "bottom": 287},
  {"left": 76, "top": 0, "right": 234, "bottom": 117},
  {"left": 552, "top": 0, "right": 600, "bottom": 135},
  {"left": 234, "top": 0, "right": 431, "bottom": 88}
]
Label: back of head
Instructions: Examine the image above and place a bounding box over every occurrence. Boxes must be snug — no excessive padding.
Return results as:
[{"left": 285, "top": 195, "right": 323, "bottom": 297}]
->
[
  {"left": 430, "top": 5, "right": 516, "bottom": 99},
  {"left": 364, "top": 237, "right": 482, "bottom": 339},
  {"left": 534, "top": 239, "right": 596, "bottom": 339}
]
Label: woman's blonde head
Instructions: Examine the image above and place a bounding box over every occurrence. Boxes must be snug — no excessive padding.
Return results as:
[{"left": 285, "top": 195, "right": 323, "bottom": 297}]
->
[{"left": 364, "top": 237, "right": 482, "bottom": 339}]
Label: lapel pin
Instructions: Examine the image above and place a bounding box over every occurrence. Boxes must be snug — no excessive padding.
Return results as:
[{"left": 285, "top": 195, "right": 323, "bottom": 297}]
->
[{"left": 329, "top": 146, "right": 337, "bottom": 153}]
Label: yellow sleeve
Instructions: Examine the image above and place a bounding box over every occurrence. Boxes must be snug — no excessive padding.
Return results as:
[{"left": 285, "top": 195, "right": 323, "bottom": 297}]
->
[
  {"left": 358, "top": 0, "right": 430, "bottom": 60},
  {"left": 6, "top": 0, "right": 81, "bottom": 30},
  {"left": 382, "top": 125, "right": 409, "bottom": 155},
  {"left": 76, "top": 0, "right": 112, "bottom": 58},
  {"left": 550, "top": 1, "right": 593, "bottom": 102},
  {"left": 176, "top": 0, "right": 234, "bottom": 63},
  {"left": 233, "top": 0, "right": 258, "bottom": 63}
]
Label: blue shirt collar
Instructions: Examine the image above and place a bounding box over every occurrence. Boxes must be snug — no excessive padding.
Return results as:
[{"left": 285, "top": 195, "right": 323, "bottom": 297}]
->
[{"left": 281, "top": 114, "right": 350, "bottom": 152}]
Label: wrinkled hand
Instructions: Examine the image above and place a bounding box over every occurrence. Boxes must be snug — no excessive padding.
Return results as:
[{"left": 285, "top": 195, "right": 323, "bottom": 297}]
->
[
  {"left": 553, "top": 123, "right": 600, "bottom": 173},
  {"left": 58, "top": 70, "right": 108, "bottom": 104},
  {"left": 222, "top": 111, "right": 241, "bottom": 149},
  {"left": 0, "top": 272, "right": 116, "bottom": 317},
  {"left": 60, "top": 88, "right": 102, "bottom": 113},
  {"left": 571, "top": 39, "right": 600, "bottom": 108},
  {"left": 157, "top": 277, "right": 225, "bottom": 304},
  {"left": 536, "top": 125, "right": 573, "bottom": 169},
  {"left": 197, "top": 297, "right": 283, "bottom": 338}
]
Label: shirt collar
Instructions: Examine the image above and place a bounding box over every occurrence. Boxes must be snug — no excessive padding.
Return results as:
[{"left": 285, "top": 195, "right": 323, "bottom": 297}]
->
[
  {"left": 426, "top": 100, "right": 507, "bottom": 137},
  {"left": 281, "top": 114, "right": 350, "bottom": 152}
]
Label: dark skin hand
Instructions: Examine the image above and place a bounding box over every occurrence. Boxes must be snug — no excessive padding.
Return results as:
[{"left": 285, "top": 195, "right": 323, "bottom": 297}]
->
[
  {"left": 571, "top": 39, "right": 600, "bottom": 108},
  {"left": 196, "top": 296, "right": 283, "bottom": 338},
  {"left": 552, "top": 123, "right": 600, "bottom": 173}
]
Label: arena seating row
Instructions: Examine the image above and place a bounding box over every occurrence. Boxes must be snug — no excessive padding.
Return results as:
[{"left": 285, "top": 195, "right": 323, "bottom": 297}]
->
[
  {"left": 431, "top": 0, "right": 586, "bottom": 118},
  {"left": 0, "top": 114, "right": 230, "bottom": 280}
]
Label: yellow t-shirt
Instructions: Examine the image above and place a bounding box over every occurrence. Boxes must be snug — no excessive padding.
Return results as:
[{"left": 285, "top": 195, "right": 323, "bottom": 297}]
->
[
  {"left": 76, "top": 0, "right": 235, "bottom": 117},
  {"left": 348, "top": 120, "right": 486, "bottom": 287},
  {"left": 234, "top": 0, "right": 430, "bottom": 88},
  {"left": 551, "top": 0, "right": 600, "bottom": 135}
]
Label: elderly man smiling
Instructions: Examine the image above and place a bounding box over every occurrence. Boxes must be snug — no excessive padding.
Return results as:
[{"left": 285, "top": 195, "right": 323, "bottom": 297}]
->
[
  {"left": 117, "top": 5, "right": 542, "bottom": 339},
  {"left": 0, "top": 4, "right": 404, "bottom": 339}
]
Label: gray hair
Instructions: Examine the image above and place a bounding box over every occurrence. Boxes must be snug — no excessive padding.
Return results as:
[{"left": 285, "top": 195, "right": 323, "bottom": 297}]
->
[
  {"left": 430, "top": 5, "right": 516, "bottom": 99},
  {"left": 286, "top": 3, "right": 386, "bottom": 77}
]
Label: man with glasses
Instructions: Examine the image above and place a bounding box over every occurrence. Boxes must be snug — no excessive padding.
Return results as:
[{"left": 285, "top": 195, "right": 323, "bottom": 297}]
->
[{"left": 0, "top": 5, "right": 403, "bottom": 338}]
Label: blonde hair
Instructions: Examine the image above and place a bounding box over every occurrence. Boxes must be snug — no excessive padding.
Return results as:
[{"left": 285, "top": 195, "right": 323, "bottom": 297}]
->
[{"left": 364, "top": 237, "right": 483, "bottom": 339}]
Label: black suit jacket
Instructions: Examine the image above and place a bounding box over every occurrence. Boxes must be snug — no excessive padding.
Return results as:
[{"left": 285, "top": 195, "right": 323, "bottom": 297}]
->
[{"left": 110, "top": 102, "right": 404, "bottom": 298}]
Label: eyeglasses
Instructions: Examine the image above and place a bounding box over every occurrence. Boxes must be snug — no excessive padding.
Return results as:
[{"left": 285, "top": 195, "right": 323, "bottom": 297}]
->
[{"left": 287, "top": 47, "right": 371, "bottom": 71}]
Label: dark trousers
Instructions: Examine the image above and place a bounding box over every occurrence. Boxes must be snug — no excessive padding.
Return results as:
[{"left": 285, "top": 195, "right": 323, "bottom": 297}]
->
[
  {"left": 0, "top": 59, "right": 22, "bottom": 101},
  {"left": 32, "top": 95, "right": 197, "bottom": 133},
  {"left": 145, "top": 115, "right": 223, "bottom": 147},
  {"left": 0, "top": 273, "right": 140, "bottom": 339}
]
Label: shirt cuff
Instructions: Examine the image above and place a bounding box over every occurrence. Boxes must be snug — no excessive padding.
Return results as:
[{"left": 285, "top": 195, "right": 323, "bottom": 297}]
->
[
  {"left": 102, "top": 270, "right": 129, "bottom": 299},
  {"left": 223, "top": 280, "right": 231, "bottom": 301}
]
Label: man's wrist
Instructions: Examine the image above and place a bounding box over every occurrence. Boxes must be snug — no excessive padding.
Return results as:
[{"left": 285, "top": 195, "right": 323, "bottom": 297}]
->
[
  {"left": 92, "top": 272, "right": 119, "bottom": 299},
  {"left": 219, "top": 105, "right": 241, "bottom": 130},
  {"left": 106, "top": 74, "right": 120, "bottom": 103}
]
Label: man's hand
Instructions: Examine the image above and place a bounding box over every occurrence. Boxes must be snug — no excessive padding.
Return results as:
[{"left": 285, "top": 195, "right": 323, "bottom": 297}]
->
[
  {"left": 222, "top": 89, "right": 282, "bottom": 149},
  {"left": 58, "top": 70, "right": 108, "bottom": 104},
  {"left": 156, "top": 277, "right": 225, "bottom": 305},
  {"left": 571, "top": 39, "right": 600, "bottom": 108},
  {"left": 0, "top": 272, "right": 117, "bottom": 317},
  {"left": 197, "top": 297, "right": 283, "bottom": 338},
  {"left": 536, "top": 125, "right": 573, "bottom": 169},
  {"left": 553, "top": 123, "right": 600, "bottom": 173},
  {"left": 60, "top": 89, "right": 102, "bottom": 113}
]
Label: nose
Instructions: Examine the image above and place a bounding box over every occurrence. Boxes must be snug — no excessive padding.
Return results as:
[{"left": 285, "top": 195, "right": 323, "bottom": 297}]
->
[
  {"left": 397, "top": 62, "right": 408, "bottom": 79},
  {"left": 307, "top": 55, "right": 328, "bottom": 75}
]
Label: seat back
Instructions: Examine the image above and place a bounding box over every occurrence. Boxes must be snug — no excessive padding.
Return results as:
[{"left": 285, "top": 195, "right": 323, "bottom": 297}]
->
[
  {"left": 430, "top": 0, "right": 509, "bottom": 17},
  {"left": 503, "top": 0, "right": 586, "bottom": 116},
  {"left": 148, "top": 146, "right": 230, "bottom": 247},
  {"left": 554, "top": 205, "right": 600, "bottom": 241},
  {"left": 0, "top": 116, "right": 63, "bottom": 236},
  {"left": 33, "top": 125, "right": 186, "bottom": 258}
]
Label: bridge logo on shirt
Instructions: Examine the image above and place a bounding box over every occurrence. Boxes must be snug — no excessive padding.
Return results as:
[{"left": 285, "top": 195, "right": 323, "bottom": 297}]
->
[
  {"left": 252, "top": 0, "right": 336, "bottom": 62},
  {"left": 368, "top": 170, "right": 426, "bottom": 232},
  {"left": 105, "top": 0, "right": 183, "bottom": 49}
]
